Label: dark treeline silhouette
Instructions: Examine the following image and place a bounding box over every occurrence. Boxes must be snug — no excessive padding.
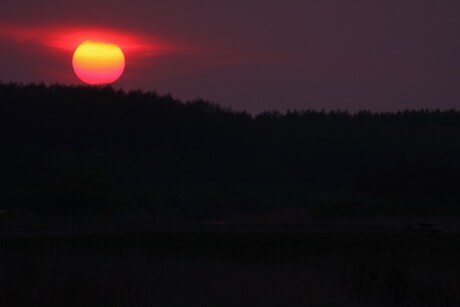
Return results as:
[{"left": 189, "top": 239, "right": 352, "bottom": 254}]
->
[{"left": 1, "top": 82, "right": 460, "bottom": 221}]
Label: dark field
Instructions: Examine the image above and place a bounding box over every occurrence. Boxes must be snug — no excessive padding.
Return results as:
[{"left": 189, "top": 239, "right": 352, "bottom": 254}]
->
[{"left": 1, "top": 231, "right": 459, "bottom": 306}]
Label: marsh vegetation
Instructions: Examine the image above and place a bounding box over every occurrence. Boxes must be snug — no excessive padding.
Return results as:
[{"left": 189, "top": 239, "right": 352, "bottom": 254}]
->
[{"left": 1, "top": 232, "right": 459, "bottom": 306}]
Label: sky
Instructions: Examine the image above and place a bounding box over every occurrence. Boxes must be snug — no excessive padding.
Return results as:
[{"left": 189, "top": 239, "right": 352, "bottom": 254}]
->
[{"left": 0, "top": 0, "right": 459, "bottom": 113}]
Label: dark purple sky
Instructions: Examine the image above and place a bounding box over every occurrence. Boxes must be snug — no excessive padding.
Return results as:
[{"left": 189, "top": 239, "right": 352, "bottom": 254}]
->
[{"left": 1, "top": 0, "right": 459, "bottom": 113}]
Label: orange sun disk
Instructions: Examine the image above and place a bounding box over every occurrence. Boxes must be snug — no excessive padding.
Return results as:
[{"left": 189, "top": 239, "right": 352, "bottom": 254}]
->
[{"left": 72, "top": 40, "right": 125, "bottom": 85}]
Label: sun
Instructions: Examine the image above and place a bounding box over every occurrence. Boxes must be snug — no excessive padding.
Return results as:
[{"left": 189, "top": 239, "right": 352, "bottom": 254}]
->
[{"left": 72, "top": 41, "right": 125, "bottom": 85}]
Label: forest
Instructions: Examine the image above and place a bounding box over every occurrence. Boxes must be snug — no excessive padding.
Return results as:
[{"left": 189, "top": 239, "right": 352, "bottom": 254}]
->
[{"left": 1, "top": 82, "right": 460, "bottom": 221}]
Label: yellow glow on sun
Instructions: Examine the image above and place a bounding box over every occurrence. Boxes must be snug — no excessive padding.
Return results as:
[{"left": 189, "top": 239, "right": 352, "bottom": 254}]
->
[{"left": 72, "top": 41, "right": 125, "bottom": 85}]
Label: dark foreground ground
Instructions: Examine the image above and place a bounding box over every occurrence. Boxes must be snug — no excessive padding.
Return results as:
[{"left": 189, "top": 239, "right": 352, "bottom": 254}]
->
[{"left": 1, "top": 230, "right": 459, "bottom": 306}]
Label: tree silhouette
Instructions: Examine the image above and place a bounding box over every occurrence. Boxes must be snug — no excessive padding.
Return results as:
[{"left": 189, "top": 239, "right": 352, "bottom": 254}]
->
[{"left": 1, "top": 82, "right": 460, "bottom": 220}]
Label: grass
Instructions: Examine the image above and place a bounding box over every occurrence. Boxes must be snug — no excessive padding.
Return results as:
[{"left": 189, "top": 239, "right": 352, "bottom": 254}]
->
[{"left": 0, "top": 231, "right": 459, "bottom": 306}]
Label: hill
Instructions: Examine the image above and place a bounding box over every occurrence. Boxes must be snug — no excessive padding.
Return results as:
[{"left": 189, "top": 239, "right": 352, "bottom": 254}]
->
[{"left": 1, "top": 82, "right": 460, "bottom": 221}]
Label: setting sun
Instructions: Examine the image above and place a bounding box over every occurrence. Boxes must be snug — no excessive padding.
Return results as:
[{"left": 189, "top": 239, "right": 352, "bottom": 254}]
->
[{"left": 72, "top": 40, "right": 125, "bottom": 85}]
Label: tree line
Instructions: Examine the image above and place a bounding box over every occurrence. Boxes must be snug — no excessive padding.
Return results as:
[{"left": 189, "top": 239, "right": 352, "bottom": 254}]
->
[{"left": 1, "top": 82, "right": 460, "bottom": 220}]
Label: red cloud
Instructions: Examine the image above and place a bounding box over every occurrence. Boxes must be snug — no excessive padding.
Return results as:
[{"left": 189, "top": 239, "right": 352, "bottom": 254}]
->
[{"left": 0, "top": 23, "right": 175, "bottom": 57}]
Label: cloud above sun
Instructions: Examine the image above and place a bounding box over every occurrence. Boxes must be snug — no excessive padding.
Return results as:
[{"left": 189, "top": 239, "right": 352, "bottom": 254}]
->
[{"left": 0, "top": 23, "right": 174, "bottom": 56}]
